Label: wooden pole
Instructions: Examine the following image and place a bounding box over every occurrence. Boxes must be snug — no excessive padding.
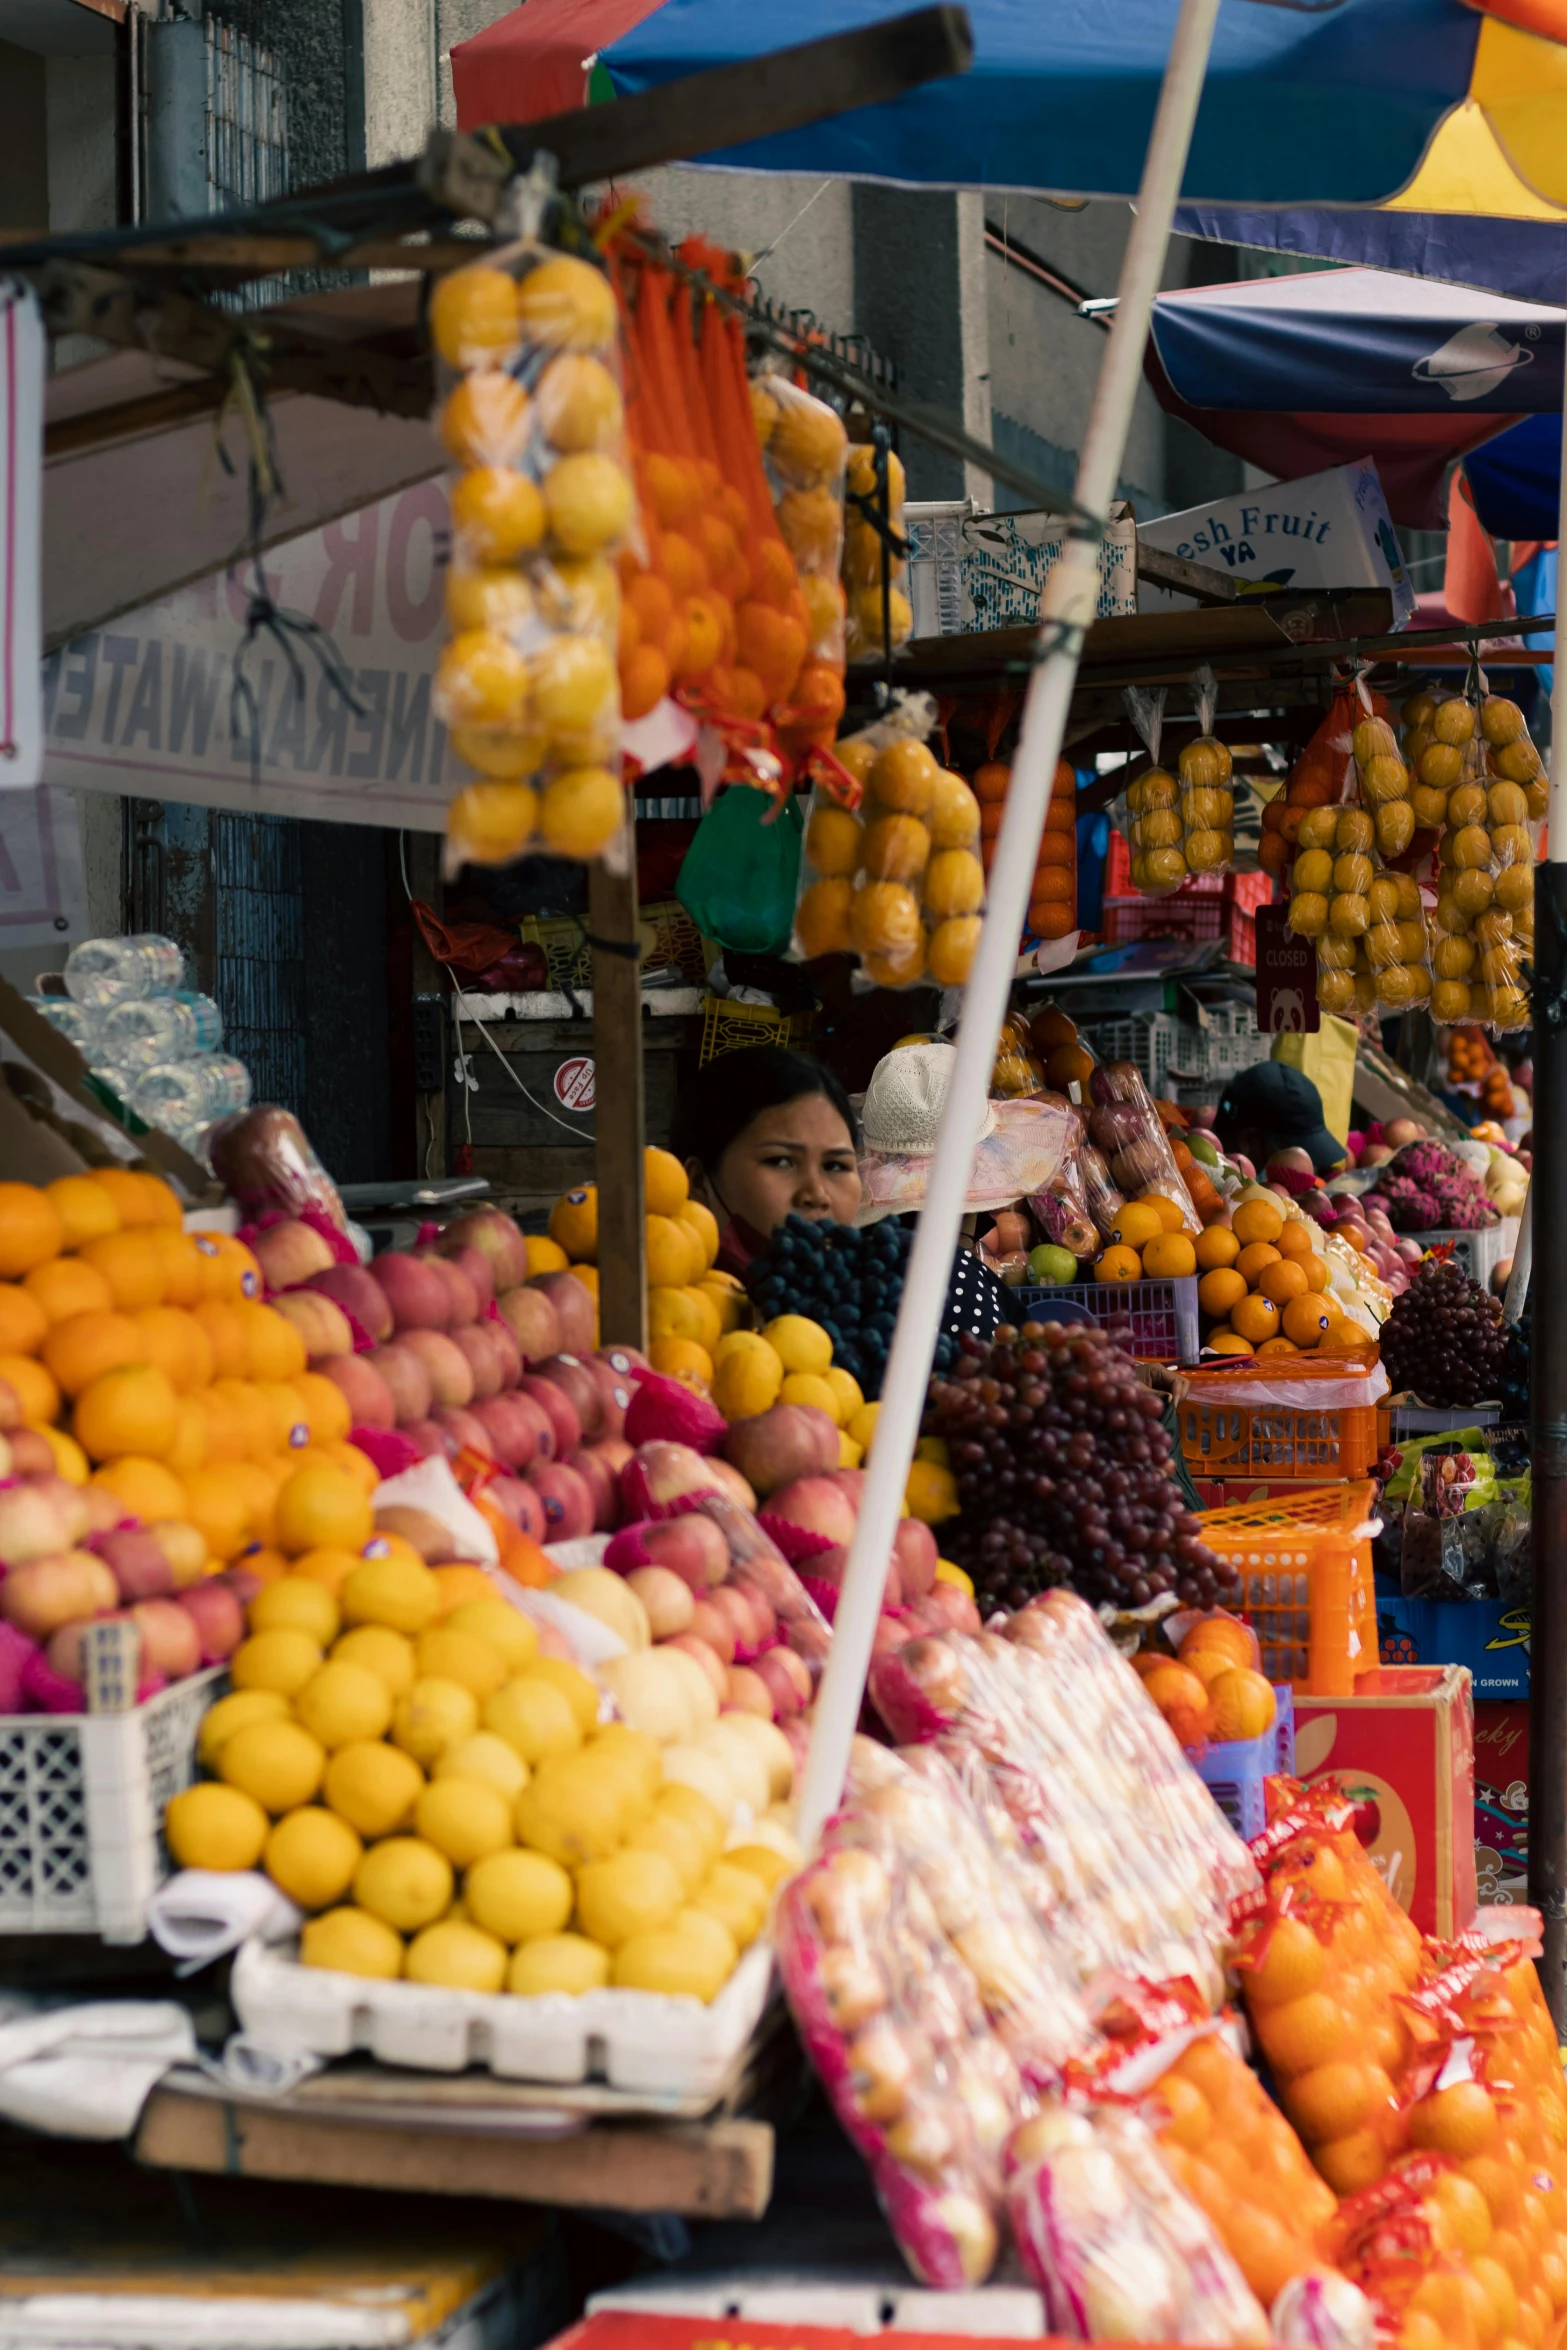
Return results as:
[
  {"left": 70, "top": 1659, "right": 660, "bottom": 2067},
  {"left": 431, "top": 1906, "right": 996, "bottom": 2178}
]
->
[{"left": 589, "top": 857, "right": 647, "bottom": 1351}]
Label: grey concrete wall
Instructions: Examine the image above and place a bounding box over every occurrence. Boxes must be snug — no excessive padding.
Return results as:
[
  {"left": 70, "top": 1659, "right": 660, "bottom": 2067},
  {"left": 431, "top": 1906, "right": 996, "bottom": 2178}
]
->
[
  {"left": 0, "top": 39, "right": 48, "bottom": 232},
  {"left": 45, "top": 54, "right": 116, "bottom": 233}
]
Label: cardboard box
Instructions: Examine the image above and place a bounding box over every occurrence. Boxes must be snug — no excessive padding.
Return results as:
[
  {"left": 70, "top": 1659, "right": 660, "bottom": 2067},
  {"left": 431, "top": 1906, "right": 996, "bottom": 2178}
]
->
[
  {"left": 1376, "top": 1591, "right": 1531, "bottom": 1699},
  {"left": 1138, "top": 457, "right": 1416, "bottom": 624},
  {"left": 1473, "top": 1698, "right": 1529, "bottom": 1909},
  {"left": 1293, "top": 1663, "right": 1476, "bottom": 1937}
]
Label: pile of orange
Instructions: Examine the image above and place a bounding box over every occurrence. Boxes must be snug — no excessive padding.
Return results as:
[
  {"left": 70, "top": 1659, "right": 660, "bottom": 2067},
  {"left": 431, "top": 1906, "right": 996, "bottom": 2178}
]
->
[
  {"left": 546, "top": 1147, "right": 740, "bottom": 1391},
  {"left": 1134, "top": 1609, "right": 1277, "bottom": 1750},
  {"left": 1151, "top": 2027, "right": 1337, "bottom": 2306},
  {"left": 1196, "top": 1193, "right": 1359, "bottom": 1358},
  {"left": 973, "top": 758, "right": 1078, "bottom": 943},
  {"left": 0, "top": 1169, "right": 376, "bottom": 1575},
  {"left": 1091, "top": 1194, "right": 1198, "bottom": 1285}
]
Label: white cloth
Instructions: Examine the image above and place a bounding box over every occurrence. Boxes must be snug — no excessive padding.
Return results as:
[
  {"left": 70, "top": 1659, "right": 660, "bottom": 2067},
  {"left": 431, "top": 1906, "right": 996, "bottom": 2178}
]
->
[
  {"left": 0, "top": 1998, "right": 195, "bottom": 2137},
  {"left": 148, "top": 1869, "right": 304, "bottom": 1971}
]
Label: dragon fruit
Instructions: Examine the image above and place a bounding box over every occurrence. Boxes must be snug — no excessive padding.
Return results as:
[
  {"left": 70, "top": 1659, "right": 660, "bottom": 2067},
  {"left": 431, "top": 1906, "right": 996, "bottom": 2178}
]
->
[{"left": 1365, "top": 1143, "right": 1499, "bottom": 1233}]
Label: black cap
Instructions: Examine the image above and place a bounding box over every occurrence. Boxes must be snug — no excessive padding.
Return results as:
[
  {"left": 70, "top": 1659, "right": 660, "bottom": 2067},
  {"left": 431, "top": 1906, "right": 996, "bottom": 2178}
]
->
[{"left": 1215, "top": 1061, "right": 1343, "bottom": 1174}]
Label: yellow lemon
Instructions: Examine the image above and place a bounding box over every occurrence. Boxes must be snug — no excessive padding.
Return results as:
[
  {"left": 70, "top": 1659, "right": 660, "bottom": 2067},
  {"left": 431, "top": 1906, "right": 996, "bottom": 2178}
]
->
[
  {"left": 645, "top": 1215, "right": 701, "bottom": 1289},
  {"left": 543, "top": 452, "right": 634, "bottom": 557},
  {"left": 300, "top": 1906, "right": 403, "bottom": 1979},
  {"left": 392, "top": 1676, "right": 479, "bottom": 1766},
  {"left": 263, "top": 1806, "right": 362, "bottom": 1910},
  {"left": 513, "top": 1752, "right": 626, "bottom": 1866},
  {"left": 352, "top": 1837, "right": 454, "bottom": 1933},
  {"left": 248, "top": 1576, "right": 340, "bottom": 1647},
  {"left": 445, "top": 1598, "right": 537, "bottom": 1675},
  {"left": 575, "top": 1849, "right": 684, "bottom": 1948},
  {"left": 322, "top": 1740, "right": 424, "bottom": 1840},
  {"left": 519, "top": 1655, "right": 600, "bottom": 1736},
  {"left": 779, "top": 1371, "right": 843, "bottom": 1424},
  {"left": 711, "top": 1345, "right": 783, "bottom": 1420},
  {"left": 838, "top": 1431, "right": 863, "bottom": 1469},
  {"left": 165, "top": 1782, "right": 268, "bottom": 1872},
  {"left": 231, "top": 1628, "right": 323, "bottom": 1698},
  {"left": 538, "top": 767, "right": 623, "bottom": 858},
  {"left": 612, "top": 1912, "right": 737, "bottom": 2002},
  {"left": 847, "top": 1400, "right": 879, "bottom": 1454},
  {"left": 197, "top": 1688, "right": 289, "bottom": 1770},
  {"left": 904, "top": 1458, "right": 959, "bottom": 1523},
  {"left": 624, "top": 1809, "right": 709, "bottom": 1896},
  {"left": 508, "top": 1934, "right": 610, "bottom": 1995},
  {"left": 725, "top": 1842, "right": 796, "bottom": 1891},
  {"left": 404, "top": 1919, "right": 508, "bottom": 1992},
  {"left": 331, "top": 1624, "right": 417, "bottom": 1695},
  {"left": 515, "top": 254, "right": 617, "bottom": 353},
  {"left": 273, "top": 1461, "right": 373, "bottom": 1557},
  {"left": 434, "top": 1732, "right": 528, "bottom": 1802},
  {"left": 414, "top": 1775, "right": 514, "bottom": 1869},
  {"left": 763, "top": 1314, "right": 833, "bottom": 1375},
  {"left": 654, "top": 1782, "right": 727, "bottom": 1866},
  {"left": 690, "top": 1862, "right": 767, "bottom": 1949},
  {"left": 341, "top": 1553, "right": 443, "bottom": 1637},
  {"left": 219, "top": 1718, "right": 327, "bottom": 1814},
  {"left": 484, "top": 1676, "right": 582, "bottom": 1765},
  {"left": 824, "top": 1366, "right": 864, "bottom": 1421},
  {"left": 415, "top": 1625, "right": 508, "bottom": 1701},
  {"left": 292, "top": 1660, "right": 394, "bottom": 1750},
  {"left": 465, "top": 1847, "right": 574, "bottom": 1944}
]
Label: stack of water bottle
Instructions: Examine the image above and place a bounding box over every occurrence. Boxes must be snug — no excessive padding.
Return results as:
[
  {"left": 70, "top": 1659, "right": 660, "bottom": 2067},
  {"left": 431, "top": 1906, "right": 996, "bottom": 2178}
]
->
[{"left": 32, "top": 934, "right": 251, "bottom": 1154}]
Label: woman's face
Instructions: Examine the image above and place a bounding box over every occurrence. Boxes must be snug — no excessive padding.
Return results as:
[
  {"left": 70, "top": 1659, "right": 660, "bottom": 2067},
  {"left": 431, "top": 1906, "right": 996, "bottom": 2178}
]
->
[{"left": 700, "top": 1092, "right": 861, "bottom": 1237}]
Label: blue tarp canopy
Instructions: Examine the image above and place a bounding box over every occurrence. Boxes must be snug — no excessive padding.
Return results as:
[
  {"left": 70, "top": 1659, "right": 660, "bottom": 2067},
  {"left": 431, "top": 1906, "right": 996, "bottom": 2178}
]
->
[
  {"left": 1466, "top": 412, "right": 1562, "bottom": 535},
  {"left": 601, "top": 0, "right": 1481, "bottom": 205}
]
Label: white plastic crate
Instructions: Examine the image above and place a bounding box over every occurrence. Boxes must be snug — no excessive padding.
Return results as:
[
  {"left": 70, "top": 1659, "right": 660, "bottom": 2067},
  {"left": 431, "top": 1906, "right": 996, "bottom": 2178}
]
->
[
  {"left": 232, "top": 1935, "right": 776, "bottom": 2097},
  {"left": 1078, "top": 1008, "right": 1268, "bottom": 1100},
  {"left": 1402, "top": 1221, "right": 1514, "bottom": 1291},
  {"left": 0, "top": 1669, "right": 221, "bottom": 1943},
  {"left": 1011, "top": 1274, "right": 1200, "bottom": 1362}
]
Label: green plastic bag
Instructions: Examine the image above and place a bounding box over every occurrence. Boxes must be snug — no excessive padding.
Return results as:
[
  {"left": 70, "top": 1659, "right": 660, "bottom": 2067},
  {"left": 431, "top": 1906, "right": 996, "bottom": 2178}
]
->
[{"left": 676, "top": 786, "right": 802, "bottom": 956}]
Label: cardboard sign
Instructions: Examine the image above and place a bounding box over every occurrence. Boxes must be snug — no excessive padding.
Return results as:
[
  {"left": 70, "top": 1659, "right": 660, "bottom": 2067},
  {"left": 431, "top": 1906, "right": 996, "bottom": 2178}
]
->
[
  {"left": 553, "top": 1055, "right": 596, "bottom": 1112},
  {"left": 0, "top": 285, "right": 43, "bottom": 789},
  {"left": 1293, "top": 1662, "right": 1477, "bottom": 1937},
  {"left": 42, "top": 483, "right": 458, "bottom": 831},
  {"left": 1254, "top": 902, "right": 1320, "bottom": 1034},
  {"left": 1138, "top": 457, "right": 1416, "bottom": 624}
]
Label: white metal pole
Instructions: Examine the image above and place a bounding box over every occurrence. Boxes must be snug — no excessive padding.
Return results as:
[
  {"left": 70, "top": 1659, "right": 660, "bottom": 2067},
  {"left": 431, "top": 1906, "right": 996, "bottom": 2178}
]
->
[{"left": 796, "top": 0, "right": 1225, "bottom": 1846}]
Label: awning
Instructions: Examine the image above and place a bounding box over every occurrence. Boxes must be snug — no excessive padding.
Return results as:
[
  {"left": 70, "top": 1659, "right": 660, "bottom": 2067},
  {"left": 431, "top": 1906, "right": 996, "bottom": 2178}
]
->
[{"left": 1466, "top": 410, "right": 1562, "bottom": 532}]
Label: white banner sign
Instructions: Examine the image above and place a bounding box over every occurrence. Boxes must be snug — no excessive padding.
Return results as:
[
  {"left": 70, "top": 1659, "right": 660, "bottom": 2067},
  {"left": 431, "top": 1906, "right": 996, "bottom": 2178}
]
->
[
  {"left": 42, "top": 482, "right": 459, "bottom": 830},
  {"left": 1, "top": 284, "right": 44, "bottom": 791}
]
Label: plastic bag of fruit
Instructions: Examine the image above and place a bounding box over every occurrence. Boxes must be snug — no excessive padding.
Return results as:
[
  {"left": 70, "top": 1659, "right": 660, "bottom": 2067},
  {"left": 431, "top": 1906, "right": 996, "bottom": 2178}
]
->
[
  {"left": 1427, "top": 698, "right": 1535, "bottom": 1032},
  {"left": 1234, "top": 1786, "right": 1423, "bottom": 2199},
  {"left": 429, "top": 243, "right": 633, "bottom": 873},
  {"left": 1177, "top": 664, "right": 1237, "bottom": 879},
  {"left": 1005, "top": 2096, "right": 1270, "bottom": 2343},
  {"left": 1348, "top": 677, "right": 1417, "bottom": 866},
  {"left": 774, "top": 1743, "right": 1058, "bottom": 2286},
  {"left": 1027, "top": 1106, "right": 1099, "bottom": 1265},
  {"left": 1084, "top": 1061, "right": 1201, "bottom": 1235},
  {"left": 1327, "top": 2152, "right": 1532, "bottom": 2350},
  {"left": 752, "top": 366, "right": 849, "bottom": 666},
  {"left": 1120, "top": 686, "right": 1187, "bottom": 898},
  {"left": 791, "top": 697, "right": 986, "bottom": 989},
  {"left": 842, "top": 439, "right": 911, "bottom": 661}
]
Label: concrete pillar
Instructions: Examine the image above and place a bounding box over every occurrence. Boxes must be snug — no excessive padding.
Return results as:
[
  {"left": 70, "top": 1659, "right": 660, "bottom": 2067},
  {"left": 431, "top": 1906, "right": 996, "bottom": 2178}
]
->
[{"left": 852, "top": 185, "right": 993, "bottom": 506}]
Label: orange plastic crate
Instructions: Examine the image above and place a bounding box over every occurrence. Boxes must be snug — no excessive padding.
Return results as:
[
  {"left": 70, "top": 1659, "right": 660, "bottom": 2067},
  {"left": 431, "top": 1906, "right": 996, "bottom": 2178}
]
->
[
  {"left": 1199, "top": 1480, "right": 1379, "bottom": 1697},
  {"left": 1177, "top": 1357, "right": 1381, "bottom": 1481}
]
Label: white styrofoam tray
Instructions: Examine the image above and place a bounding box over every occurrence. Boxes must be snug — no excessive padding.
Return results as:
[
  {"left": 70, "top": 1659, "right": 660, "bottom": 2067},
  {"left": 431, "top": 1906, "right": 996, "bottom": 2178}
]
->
[{"left": 232, "top": 1936, "right": 775, "bottom": 2100}]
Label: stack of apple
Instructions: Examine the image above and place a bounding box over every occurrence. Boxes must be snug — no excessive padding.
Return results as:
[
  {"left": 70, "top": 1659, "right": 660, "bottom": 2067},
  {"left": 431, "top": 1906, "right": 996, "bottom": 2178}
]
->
[
  {"left": 254, "top": 1209, "right": 634, "bottom": 1546},
  {"left": 0, "top": 1463, "right": 243, "bottom": 1709}
]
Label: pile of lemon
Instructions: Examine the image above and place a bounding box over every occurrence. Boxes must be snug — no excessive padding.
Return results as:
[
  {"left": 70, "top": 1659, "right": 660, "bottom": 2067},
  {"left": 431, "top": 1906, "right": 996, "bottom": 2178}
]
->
[
  {"left": 711, "top": 1315, "right": 868, "bottom": 1457},
  {"left": 548, "top": 1146, "right": 745, "bottom": 1393},
  {"left": 0, "top": 1168, "right": 368, "bottom": 1572},
  {"left": 432, "top": 252, "right": 633, "bottom": 870},
  {"left": 168, "top": 1501, "right": 789, "bottom": 2000}
]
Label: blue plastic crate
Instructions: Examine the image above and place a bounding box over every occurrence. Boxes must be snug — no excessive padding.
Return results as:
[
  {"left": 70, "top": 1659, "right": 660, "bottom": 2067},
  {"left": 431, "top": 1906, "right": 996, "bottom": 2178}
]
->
[
  {"left": 1010, "top": 1275, "right": 1200, "bottom": 1364},
  {"left": 1191, "top": 1685, "right": 1295, "bottom": 1841}
]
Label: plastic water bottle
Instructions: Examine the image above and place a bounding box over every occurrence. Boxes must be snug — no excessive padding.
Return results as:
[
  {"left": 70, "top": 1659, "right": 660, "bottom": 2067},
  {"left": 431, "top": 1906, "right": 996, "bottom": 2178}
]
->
[
  {"left": 28, "top": 997, "right": 101, "bottom": 1055},
  {"left": 100, "top": 992, "right": 223, "bottom": 1070},
  {"left": 64, "top": 934, "right": 184, "bottom": 1010},
  {"left": 131, "top": 1053, "right": 251, "bottom": 1128}
]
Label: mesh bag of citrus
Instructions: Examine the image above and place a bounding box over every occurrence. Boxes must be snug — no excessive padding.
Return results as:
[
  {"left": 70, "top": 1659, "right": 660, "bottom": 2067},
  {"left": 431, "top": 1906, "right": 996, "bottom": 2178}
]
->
[
  {"left": 1177, "top": 666, "right": 1237, "bottom": 881},
  {"left": 429, "top": 245, "right": 632, "bottom": 872},
  {"left": 791, "top": 698, "right": 986, "bottom": 989},
  {"left": 1236, "top": 1788, "right": 1424, "bottom": 2200},
  {"left": 1425, "top": 692, "right": 1536, "bottom": 1032},
  {"left": 1349, "top": 688, "right": 1418, "bottom": 867},
  {"left": 752, "top": 368, "right": 849, "bottom": 665},
  {"left": 1120, "top": 686, "right": 1187, "bottom": 897},
  {"left": 842, "top": 440, "right": 911, "bottom": 660},
  {"left": 1327, "top": 2148, "right": 1538, "bottom": 2350}
]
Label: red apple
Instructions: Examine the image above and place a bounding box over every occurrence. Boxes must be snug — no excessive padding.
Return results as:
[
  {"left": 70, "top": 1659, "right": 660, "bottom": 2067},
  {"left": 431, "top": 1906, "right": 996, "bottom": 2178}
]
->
[
  {"left": 530, "top": 1269, "right": 595, "bottom": 1355},
  {"left": 399, "top": 1419, "right": 448, "bottom": 1460},
  {"left": 892, "top": 1517, "right": 938, "bottom": 1600},
  {"left": 270, "top": 1289, "right": 356, "bottom": 1363},
  {"left": 321, "top": 1353, "right": 396, "bottom": 1430},
  {"left": 131, "top": 1597, "right": 202, "bottom": 1680},
  {"left": 174, "top": 1579, "right": 245, "bottom": 1662},
  {"left": 595, "top": 1344, "right": 648, "bottom": 1378},
  {"left": 5, "top": 1429, "right": 56, "bottom": 1480},
  {"left": 433, "top": 1404, "right": 496, "bottom": 1462},
  {"left": 724, "top": 1664, "right": 775, "bottom": 1719},
  {"left": 722, "top": 1404, "right": 838, "bottom": 1497},
  {"left": 472, "top": 1392, "right": 551, "bottom": 1471},
  {"left": 704, "top": 1458, "right": 757, "bottom": 1513},
  {"left": 398, "top": 1329, "right": 476, "bottom": 1410},
  {"left": 94, "top": 1528, "right": 175, "bottom": 1604},
  {"left": 366, "top": 1339, "right": 433, "bottom": 1426},
  {"left": 438, "top": 1241, "right": 495, "bottom": 1313},
  {"left": 368, "top": 1251, "right": 451, "bottom": 1333},
  {"left": 827, "top": 1467, "right": 866, "bottom": 1509},
  {"left": 765, "top": 1475, "right": 858, "bottom": 1549},
  {"left": 252, "top": 1219, "right": 336, "bottom": 1291},
  {"left": 688, "top": 1598, "right": 736, "bottom": 1664},
  {"left": 586, "top": 1358, "right": 635, "bottom": 1441},
  {"left": 421, "top": 1253, "right": 480, "bottom": 1328},
  {"left": 526, "top": 1460, "right": 594, "bottom": 1543},
  {"left": 439, "top": 1208, "right": 529, "bottom": 1293},
  {"left": 518, "top": 1372, "right": 581, "bottom": 1458},
  {"left": 496, "top": 1286, "right": 561, "bottom": 1365},
  {"left": 753, "top": 1644, "right": 811, "bottom": 1719},
  {"left": 624, "top": 1566, "right": 694, "bottom": 1638},
  {"left": 485, "top": 1475, "right": 547, "bottom": 1543},
  {"left": 565, "top": 1443, "right": 620, "bottom": 1531},
  {"left": 489, "top": 1320, "right": 522, "bottom": 1390},
  {"left": 665, "top": 1630, "right": 727, "bottom": 1703},
  {"left": 306, "top": 1263, "right": 393, "bottom": 1343},
  {"left": 641, "top": 1514, "right": 729, "bottom": 1593},
  {"left": 534, "top": 1354, "right": 603, "bottom": 1440},
  {"left": 451, "top": 1322, "right": 506, "bottom": 1402}
]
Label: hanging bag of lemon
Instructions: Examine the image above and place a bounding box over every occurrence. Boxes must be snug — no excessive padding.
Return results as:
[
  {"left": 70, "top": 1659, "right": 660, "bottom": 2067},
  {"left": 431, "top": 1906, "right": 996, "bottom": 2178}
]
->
[{"left": 432, "top": 245, "right": 633, "bottom": 871}]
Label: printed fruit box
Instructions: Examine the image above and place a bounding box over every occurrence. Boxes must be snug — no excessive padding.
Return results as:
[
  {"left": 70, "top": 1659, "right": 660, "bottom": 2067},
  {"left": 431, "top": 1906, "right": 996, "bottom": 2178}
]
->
[
  {"left": 1293, "top": 1662, "right": 1476, "bottom": 1939},
  {"left": 1472, "top": 1698, "right": 1528, "bottom": 1910},
  {"left": 1375, "top": 1591, "right": 1530, "bottom": 1699}
]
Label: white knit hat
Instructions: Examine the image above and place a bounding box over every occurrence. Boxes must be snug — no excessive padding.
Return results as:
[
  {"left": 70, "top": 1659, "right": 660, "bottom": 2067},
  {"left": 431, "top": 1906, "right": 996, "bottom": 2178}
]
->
[{"left": 860, "top": 1042, "right": 997, "bottom": 1156}]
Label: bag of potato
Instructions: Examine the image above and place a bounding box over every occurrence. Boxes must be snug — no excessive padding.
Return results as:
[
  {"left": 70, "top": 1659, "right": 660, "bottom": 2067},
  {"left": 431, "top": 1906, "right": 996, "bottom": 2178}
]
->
[
  {"left": 1120, "top": 686, "right": 1187, "bottom": 897},
  {"left": 1177, "top": 665, "right": 1236, "bottom": 879}
]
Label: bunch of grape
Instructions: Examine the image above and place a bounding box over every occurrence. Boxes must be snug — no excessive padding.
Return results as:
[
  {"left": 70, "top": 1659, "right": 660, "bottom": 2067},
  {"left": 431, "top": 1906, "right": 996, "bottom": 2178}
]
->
[
  {"left": 1379, "top": 1255, "right": 1509, "bottom": 1407},
  {"left": 745, "top": 1214, "right": 954, "bottom": 1399},
  {"left": 926, "top": 1320, "right": 1235, "bottom": 1613}
]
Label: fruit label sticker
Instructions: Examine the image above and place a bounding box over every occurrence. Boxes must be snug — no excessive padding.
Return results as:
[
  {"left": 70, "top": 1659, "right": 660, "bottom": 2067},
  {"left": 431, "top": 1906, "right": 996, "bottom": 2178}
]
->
[
  {"left": 553, "top": 1056, "right": 596, "bottom": 1113},
  {"left": 1255, "top": 903, "right": 1321, "bottom": 1033}
]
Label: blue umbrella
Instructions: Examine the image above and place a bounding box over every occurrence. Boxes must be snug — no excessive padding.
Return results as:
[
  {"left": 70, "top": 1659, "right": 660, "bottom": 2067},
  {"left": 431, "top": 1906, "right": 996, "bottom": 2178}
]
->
[
  {"left": 600, "top": 0, "right": 1482, "bottom": 204},
  {"left": 1467, "top": 410, "right": 1563, "bottom": 533}
]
